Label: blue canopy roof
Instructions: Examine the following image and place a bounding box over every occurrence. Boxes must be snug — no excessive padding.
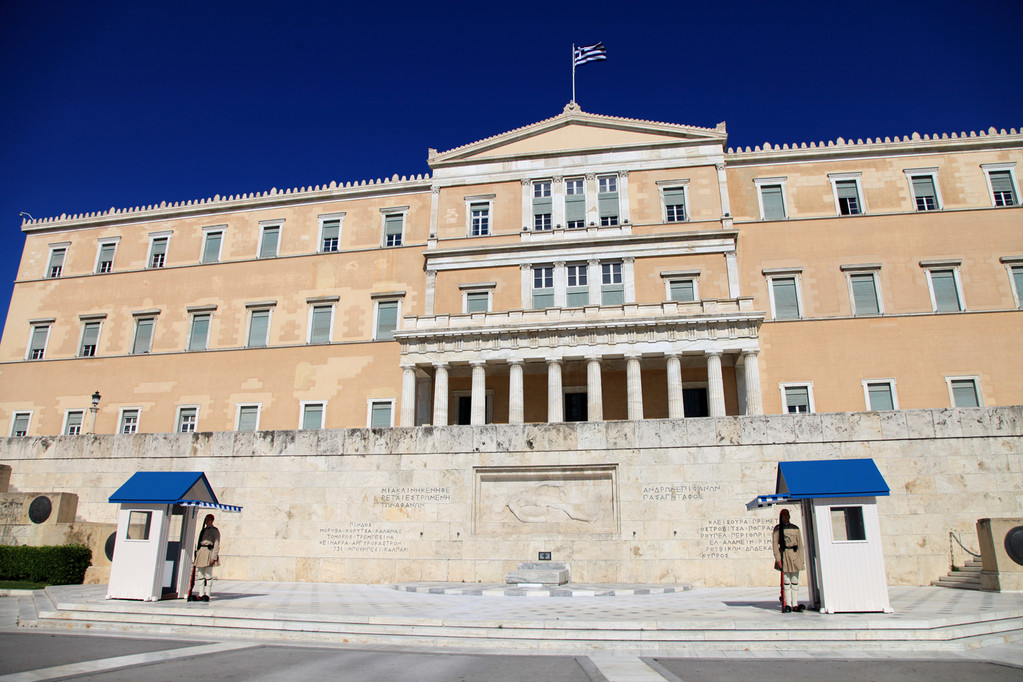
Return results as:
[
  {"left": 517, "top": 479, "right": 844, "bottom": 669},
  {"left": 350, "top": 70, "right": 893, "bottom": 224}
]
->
[
  {"left": 108, "top": 472, "right": 241, "bottom": 512},
  {"left": 747, "top": 458, "right": 889, "bottom": 509}
]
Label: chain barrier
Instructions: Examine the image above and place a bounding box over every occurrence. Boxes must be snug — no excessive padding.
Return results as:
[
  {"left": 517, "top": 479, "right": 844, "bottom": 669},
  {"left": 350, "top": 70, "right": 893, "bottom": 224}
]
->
[{"left": 949, "top": 530, "right": 981, "bottom": 569}]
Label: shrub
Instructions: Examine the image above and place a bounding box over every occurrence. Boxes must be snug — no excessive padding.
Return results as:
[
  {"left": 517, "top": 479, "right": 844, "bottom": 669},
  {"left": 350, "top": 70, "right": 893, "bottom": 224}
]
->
[{"left": 0, "top": 545, "right": 92, "bottom": 585}]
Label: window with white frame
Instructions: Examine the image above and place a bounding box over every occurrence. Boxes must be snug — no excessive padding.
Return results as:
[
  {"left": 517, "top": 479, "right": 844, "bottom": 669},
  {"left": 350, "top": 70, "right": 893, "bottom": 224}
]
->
[
  {"left": 188, "top": 311, "right": 212, "bottom": 351},
  {"left": 307, "top": 302, "right": 335, "bottom": 344},
  {"left": 148, "top": 233, "right": 170, "bottom": 268},
  {"left": 922, "top": 262, "right": 965, "bottom": 312},
  {"left": 659, "top": 183, "right": 688, "bottom": 223},
  {"left": 46, "top": 244, "right": 68, "bottom": 278},
  {"left": 841, "top": 265, "right": 883, "bottom": 316},
  {"left": 301, "top": 402, "right": 325, "bottom": 430},
  {"left": 63, "top": 410, "right": 84, "bottom": 436},
  {"left": 79, "top": 318, "right": 102, "bottom": 357},
  {"left": 598, "top": 175, "right": 619, "bottom": 226},
  {"left": 781, "top": 383, "right": 814, "bottom": 413},
  {"left": 201, "top": 227, "right": 224, "bottom": 264},
  {"left": 319, "top": 213, "right": 344, "bottom": 253},
  {"left": 467, "top": 199, "right": 491, "bottom": 237},
  {"left": 601, "top": 262, "right": 624, "bottom": 305},
  {"left": 983, "top": 164, "right": 1019, "bottom": 207},
  {"left": 177, "top": 406, "right": 198, "bottom": 433},
  {"left": 904, "top": 169, "right": 941, "bottom": 211},
  {"left": 1002, "top": 257, "right": 1023, "bottom": 308},
  {"left": 236, "top": 404, "right": 260, "bottom": 432},
  {"left": 258, "top": 223, "right": 280, "bottom": 258},
  {"left": 132, "top": 315, "right": 157, "bottom": 354},
  {"left": 10, "top": 412, "right": 31, "bottom": 437},
  {"left": 567, "top": 263, "right": 589, "bottom": 306},
  {"left": 381, "top": 209, "right": 406, "bottom": 247},
  {"left": 829, "top": 173, "right": 864, "bottom": 215},
  {"left": 95, "top": 239, "right": 118, "bottom": 274},
  {"left": 532, "top": 181, "right": 553, "bottom": 230},
  {"left": 119, "top": 408, "right": 140, "bottom": 434},
  {"left": 565, "top": 178, "right": 585, "bottom": 228},
  {"left": 532, "top": 266, "right": 554, "bottom": 308},
  {"left": 27, "top": 322, "right": 50, "bottom": 360},
  {"left": 863, "top": 380, "right": 898, "bottom": 411},
  {"left": 374, "top": 298, "right": 401, "bottom": 341},
  {"left": 368, "top": 399, "right": 393, "bottom": 428},
  {"left": 246, "top": 305, "right": 273, "bottom": 347},
  {"left": 754, "top": 178, "right": 787, "bottom": 220},
  {"left": 661, "top": 270, "right": 700, "bottom": 302},
  {"left": 461, "top": 283, "right": 494, "bottom": 314},
  {"left": 764, "top": 269, "right": 803, "bottom": 320},
  {"left": 946, "top": 377, "right": 981, "bottom": 408}
]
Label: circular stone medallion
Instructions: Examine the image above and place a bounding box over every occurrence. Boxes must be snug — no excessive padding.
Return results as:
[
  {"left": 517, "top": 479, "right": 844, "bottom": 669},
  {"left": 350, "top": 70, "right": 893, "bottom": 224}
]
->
[{"left": 28, "top": 496, "right": 52, "bottom": 524}]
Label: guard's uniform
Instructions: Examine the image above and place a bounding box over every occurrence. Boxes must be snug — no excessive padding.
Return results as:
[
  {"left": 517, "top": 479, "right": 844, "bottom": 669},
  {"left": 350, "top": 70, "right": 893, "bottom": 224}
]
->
[
  {"left": 193, "top": 523, "right": 220, "bottom": 599},
  {"left": 772, "top": 519, "right": 805, "bottom": 611}
]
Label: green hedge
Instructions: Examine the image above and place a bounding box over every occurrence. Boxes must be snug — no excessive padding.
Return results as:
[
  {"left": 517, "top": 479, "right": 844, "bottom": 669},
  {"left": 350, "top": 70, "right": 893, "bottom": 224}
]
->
[{"left": 0, "top": 545, "right": 92, "bottom": 585}]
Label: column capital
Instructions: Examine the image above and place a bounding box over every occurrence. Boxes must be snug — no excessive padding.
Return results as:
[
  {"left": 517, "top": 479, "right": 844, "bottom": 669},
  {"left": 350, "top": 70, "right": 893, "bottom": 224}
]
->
[
  {"left": 507, "top": 358, "right": 525, "bottom": 367},
  {"left": 432, "top": 361, "right": 449, "bottom": 370},
  {"left": 623, "top": 256, "right": 635, "bottom": 264},
  {"left": 742, "top": 349, "right": 759, "bottom": 358},
  {"left": 520, "top": 263, "right": 531, "bottom": 271},
  {"left": 586, "top": 354, "right": 603, "bottom": 363},
  {"left": 546, "top": 357, "right": 563, "bottom": 366},
  {"left": 705, "top": 350, "right": 724, "bottom": 358},
  {"left": 521, "top": 178, "right": 530, "bottom": 187},
  {"left": 469, "top": 359, "right": 486, "bottom": 368},
  {"left": 624, "top": 353, "right": 642, "bottom": 361},
  {"left": 400, "top": 362, "right": 417, "bottom": 371}
]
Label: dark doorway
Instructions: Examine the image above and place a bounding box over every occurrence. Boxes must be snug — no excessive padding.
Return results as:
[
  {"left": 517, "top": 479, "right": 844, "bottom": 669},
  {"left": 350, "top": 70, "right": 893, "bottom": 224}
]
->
[
  {"left": 457, "top": 395, "right": 491, "bottom": 425},
  {"left": 683, "top": 388, "right": 709, "bottom": 417},
  {"left": 565, "top": 392, "right": 587, "bottom": 422}
]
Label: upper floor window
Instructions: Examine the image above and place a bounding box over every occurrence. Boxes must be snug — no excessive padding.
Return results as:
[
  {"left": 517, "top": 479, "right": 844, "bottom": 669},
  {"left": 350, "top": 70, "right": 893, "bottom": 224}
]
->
[
  {"left": 947, "top": 377, "right": 981, "bottom": 408},
  {"left": 841, "top": 265, "right": 883, "bottom": 316},
  {"left": 565, "top": 178, "right": 585, "bottom": 228},
  {"left": 829, "top": 173, "right": 864, "bottom": 215},
  {"left": 532, "top": 181, "right": 553, "bottom": 231},
  {"left": 904, "top": 169, "right": 941, "bottom": 211},
  {"left": 28, "top": 322, "right": 51, "bottom": 360},
  {"left": 1002, "top": 257, "right": 1023, "bottom": 308},
  {"left": 921, "top": 261, "right": 964, "bottom": 313},
  {"left": 307, "top": 298, "right": 338, "bottom": 344},
  {"left": 465, "top": 290, "right": 490, "bottom": 313},
  {"left": 368, "top": 399, "right": 394, "bottom": 428},
  {"left": 319, "top": 213, "right": 344, "bottom": 253},
  {"left": 467, "top": 200, "right": 491, "bottom": 237},
  {"left": 301, "top": 402, "right": 325, "bottom": 430},
  {"left": 754, "top": 178, "right": 787, "bottom": 220},
  {"left": 659, "top": 182, "right": 688, "bottom": 223},
  {"left": 983, "top": 164, "right": 1019, "bottom": 207},
  {"left": 10, "top": 412, "right": 31, "bottom": 437},
  {"left": 601, "top": 262, "right": 624, "bottom": 305},
  {"left": 63, "top": 410, "right": 84, "bottom": 436},
  {"left": 236, "top": 404, "right": 260, "bottom": 432},
  {"left": 177, "top": 406, "right": 198, "bottom": 433},
  {"left": 374, "top": 299, "right": 401, "bottom": 341},
  {"left": 598, "top": 175, "right": 619, "bottom": 226},
  {"left": 567, "top": 263, "right": 589, "bottom": 306},
  {"left": 132, "top": 314, "right": 158, "bottom": 354},
  {"left": 662, "top": 270, "right": 700, "bottom": 302},
  {"left": 79, "top": 318, "right": 103, "bottom": 357},
  {"left": 95, "top": 240, "right": 118, "bottom": 274},
  {"left": 259, "top": 223, "right": 280, "bottom": 258},
  {"left": 47, "top": 244, "right": 68, "bottom": 278},
  {"left": 863, "top": 380, "right": 898, "bottom": 411},
  {"left": 201, "top": 227, "right": 224, "bottom": 264},
  {"left": 781, "top": 383, "right": 814, "bottom": 413},
  {"left": 246, "top": 304, "right": 273, "bottom": 347},
  {"left": 148, "top": 233, "right": 170, "bottom": 268},
  {"left": 381, "top": 208, "right": 407, "bottom": 247},
  {"left": 532, "top": 266, "right": 554, "bottom": 308},
  {"left": 764, "top": 269, "right": 803, "bottom": 320},
  {"left": 119, "top": 408, "right": 140, "bottom": 434},
  {"left": 188, "top": 311, "right": 212, "bottom": 351}
]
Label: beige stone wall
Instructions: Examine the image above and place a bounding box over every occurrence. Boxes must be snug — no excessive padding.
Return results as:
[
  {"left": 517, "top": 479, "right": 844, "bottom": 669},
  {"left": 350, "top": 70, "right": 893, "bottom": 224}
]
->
[{"left": 1, "top": 407, "right": 1018, "bottom": 588}]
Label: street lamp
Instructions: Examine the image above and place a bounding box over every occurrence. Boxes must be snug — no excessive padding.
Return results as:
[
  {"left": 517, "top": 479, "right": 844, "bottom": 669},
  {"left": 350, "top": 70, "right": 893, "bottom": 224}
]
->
[{"left": 89, "top": 390, "right": 101, "bottom": 433}]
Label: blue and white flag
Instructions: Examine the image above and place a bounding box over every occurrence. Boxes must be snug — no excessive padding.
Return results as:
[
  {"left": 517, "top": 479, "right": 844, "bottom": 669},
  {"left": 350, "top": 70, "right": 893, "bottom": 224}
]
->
[{"left": 573, "top": 42, "right": 607, "bottom": 67}]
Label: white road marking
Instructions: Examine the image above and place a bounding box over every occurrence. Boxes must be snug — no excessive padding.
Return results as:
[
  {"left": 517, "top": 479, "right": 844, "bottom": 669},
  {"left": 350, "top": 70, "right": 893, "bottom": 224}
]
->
[{"left": 588, "top": 655, "right": 670, "bottom": 681}]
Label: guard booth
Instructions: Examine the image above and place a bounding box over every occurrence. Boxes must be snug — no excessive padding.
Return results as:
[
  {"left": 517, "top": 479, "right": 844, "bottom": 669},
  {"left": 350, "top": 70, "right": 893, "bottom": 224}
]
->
[
  {"left": 106, "top": 472, "right": 241, "bottom": 601},
  {"left": 749, "top": 458, "right": 893, "bottom": 614}
]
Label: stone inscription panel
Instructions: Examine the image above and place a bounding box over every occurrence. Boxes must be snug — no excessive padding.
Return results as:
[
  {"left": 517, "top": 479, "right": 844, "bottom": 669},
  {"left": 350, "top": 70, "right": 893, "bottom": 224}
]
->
[
  {"left": 699, "top": 517, "right": 774, "bottom": 559},
  {"left": 642, "top": 483, "right": 722, "bottom": 501},
  {"left": 318, "top": 522, "right": 409, "bottom": 554},
  {"left": 475, "top": 465, "right": 618, "bottom": 535},
  {"left": 375, "top": 487, "right": 451, "bottom": 509}
]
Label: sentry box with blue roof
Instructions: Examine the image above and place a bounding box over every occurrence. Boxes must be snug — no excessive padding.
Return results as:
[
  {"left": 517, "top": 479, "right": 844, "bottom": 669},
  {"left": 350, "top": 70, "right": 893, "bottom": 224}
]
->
[
  {"left": 748, "top": 458, "right": 893, "bottom": 613},
  {"left": 106, "top": 472, "right": 241, "bottom": 601}
]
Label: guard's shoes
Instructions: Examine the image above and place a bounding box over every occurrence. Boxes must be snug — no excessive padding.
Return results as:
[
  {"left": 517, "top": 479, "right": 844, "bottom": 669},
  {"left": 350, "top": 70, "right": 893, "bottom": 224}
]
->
[
  {"left": 201, "top": 595, "right": 209, "bottom": 602},
  {"left": 795, "top": 604, "right": 806, "bottom": 612},
  {"left": 782, "top": 605, "right": 792, "bottom": 613},
  {"left": 186, "top": 595, "right": 197, "bottom": 602}
]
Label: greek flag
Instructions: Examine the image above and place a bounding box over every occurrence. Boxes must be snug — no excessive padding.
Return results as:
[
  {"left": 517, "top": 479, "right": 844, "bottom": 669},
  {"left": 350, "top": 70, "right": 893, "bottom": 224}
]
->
[{"left": 573, "top": 42, "right": 607, "bottom": 67}]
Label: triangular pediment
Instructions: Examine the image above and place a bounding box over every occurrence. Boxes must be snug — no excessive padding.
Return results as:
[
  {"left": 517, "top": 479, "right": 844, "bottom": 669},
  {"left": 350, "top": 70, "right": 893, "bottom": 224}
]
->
[{"left": 429, "top": 104, "right": 726, "bottom": 168}]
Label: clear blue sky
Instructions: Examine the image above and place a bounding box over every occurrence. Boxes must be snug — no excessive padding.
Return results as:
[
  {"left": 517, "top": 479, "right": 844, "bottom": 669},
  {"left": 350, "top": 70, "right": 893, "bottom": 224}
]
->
[{"left": 1, "top": 0, "right": 1021, "bottom": 335}]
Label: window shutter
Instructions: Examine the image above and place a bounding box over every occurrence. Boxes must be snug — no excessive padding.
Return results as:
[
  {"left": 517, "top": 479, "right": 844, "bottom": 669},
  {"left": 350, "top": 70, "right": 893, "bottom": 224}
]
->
[
  {"left": 912, "top": 176, "right": 936, "bottom": 200},
  {"left": 133, "top": 319, "right": 154, "bottom": 354},
  {"left": 302, "top": 404, "right": 323, "bottom": 430},
  {"left": 598, "top": 189, "right": 619, "bottom": 219},
  {"left": 669, "top": 280, "right": 695, "bottom": 302},
  {"left": 376, "top": 301, "right": 398, "bottom": 340},
  {"left": 322, "top": 220, "right": 340, "bottom": 241},
  {"left": 786, "top": 386, "right": 809, "bottom": 410},
  {"left": 66, "top": 412, "right": 83, "bottom": 433},
  {"left": 189, "top": 315, "right": 210, "bottom": 351},
  {"left": 930, "top": 270, "right": 961, "bottom": 312},
  {"left": 202, "top": 233, "right": 222, "bottom": 263},
  {"left": 370, "top": 403, "right": 391, "bottom": 428},
  {"left": 1013, "top": 267, "right": 1023, "bottom": 306},
  {"left": 850, "top": 274, "right": 880, "bottom": 315},
  {"left": 98, "top": 243, "right": 116, "bottom": 271},
  {"left": 836, "top": 180, "right": 858, "bottom": 199},
  {"left": 237, "top": 406, "right": 258, "bottom": 432},
  {"left": 259, "top": 228, "right": 278, "bottom": 258},
  {"left": 81, "top": 322, "right": 100, "bottom": 352},
  {"left": 951, "top": 380, "right": 979, "bottom": 407},
  {"left": 990, "top": 171, "right": 1014, "bottom": 193},
  {"left": 248, "top": 310, "right": 269, "bottom": 347},
  {"left": 310, "top": 306, "right": 332, "bottom": 343},
  {"left": 532, "top": 194, "right": 552, "bottom": 216},
  {"left": 29, "top": 326, "right": 49, "bottom": 358},
  {"left": 565, "top": 193, "right": 585, "bottom": 222},
  {"left": 151, "top": 238, "right": 168, "bottom": 265},
  {"left": 868, "top": 384, "right": 894, "bottom": 410},
  {"left": 772, "top": 278, "right": 799, "bottom": 319},
  {"left": 47, "top": 249, "right": 66, "bottom": 276},
  {"left": 466, "top": 292, "right": 489, "bottom": 313},
  {"left": 13, "top": 414, "right": 30, "bottom": 435},
  {"left": 385, "top": 215, "right": 403, "bottom": 237},
  {"left": 761, "top": 185, "right": 785, "bottom": 219},
  {"left": 663, "top": 187, "right": 685, "bottom": 206}
]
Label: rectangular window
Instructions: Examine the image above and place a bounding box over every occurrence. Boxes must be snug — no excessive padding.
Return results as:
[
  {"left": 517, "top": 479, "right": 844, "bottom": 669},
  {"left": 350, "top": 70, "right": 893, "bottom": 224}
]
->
[
  {"left": 28, "top": 324, "right": 50, "bottom": 360},
  {"left": 247, "top": 309, "right": 271, "bottom": 347},
  {"left": 948, "top": 378, "right": 981, "bottom": 407},
  {"left": 202, "top": 230, "right": 223, "bottom": 264},
  {"left": 532, "top": 266, "right": 554, "bottom": 309},
  {"left": 96, "top": 242, "right": 117, "bottom": 274},
  {"left": 127, "top": 511, "right": 152, "bottom": 540},
  {"left": 601, "top": 262, "right": 624, "bottom": 305},
  {"left": 565, "top": 178, "right": 585, "bottom": 228},
  {"left": 369, "top": 400, "right": 393, "bottom": 428},
  {"left": 320, "top": 219, "right": 340, "bottom": 253},
  {"left": 177, "top": 407, "right": 198, "bottom": 433},
  {"left": 375, "top": 300, "right": 399, "bottom": 341},
  {"left": 188, "top": 313, "right": 211, "bottom": 351},
  {"left": 63, "top": 410, "right": 84, "bottom": 436},
  {"left": 80, "top": 321, "right": 101, "bottom": 357},
  {"left": 10, "top": 412, "right": 31, "bottom": 437},
  {"left": 470, "top": 204, "right": 490, "bottom": 236},
  {"left": 149, "top": 237, "right": 168, "bottom": 268},
  {"left": 988, "top": 169, "right": 1018, "bottom": 207},
  {"left": 864, "top": 381, "right": 896, "bottom": 411},
  {"left": 465, "top": 290, "right": 490, "bottom": 313},
  {"left": 47, "top": 247, "right": 66, "bottom": 278},
  {"left": 236, "top": 404, "right": 260, "bottom": 431},
  {"left": 384, "top": 214, "right": 404, "bottom": 247},
  {"left": 911, "top": 175, "right": 939, "bottom": 211},
  {"left": 567, "top": 263, "right": 589, "bottom": 306},
  {"left": 759, "top": 184, "right": 786, "bottom": 220},
  {"left": 663, "top": 186, "right": 687, "bottom": 222},
  {"left": 308, "top": 305, "right": 333, "bottom": 344},
  {"left": 301, "top": 402, "right": 324, "bottom": 430},
  {"left": 834, "top": 179, "right": 862, "bottom": 215},
  {"left": 1011, "top": 265, "right": 1023, "bottom": 308},
  {"left": 783, "top": 385, "right": 812, "bottom": 413},
  {"left": 830, "top": 506, "right": 866, "bottom": 542},
  {"left": 769, "top": 276, "right": 801, "bottom": 320},
  {"left": 669, "top": 279, "right": 696, "bottom": 302},
  {"left": 532, "top": 181, "right": 552, "bottom": 230},
  {"left": 927, "top": 268, "right": 963, "bottom": 312},
  {"left": 132, "top": 317, "right": 155, "bottom": 354},
  {"left": 598, "top": 175, "right": 619, "bottom": 226},
  {"left": 120, "top": 409, "right": 140, "bottom": 434},
  {"left": 849, "top": 272, "right": 881, "bottom": 316},
  {"left": 259, "top": 225, "right": 280, "bottom": 258}
]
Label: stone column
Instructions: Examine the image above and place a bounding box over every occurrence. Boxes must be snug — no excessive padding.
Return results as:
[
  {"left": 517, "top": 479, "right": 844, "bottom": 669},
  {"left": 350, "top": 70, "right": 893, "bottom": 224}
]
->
[
  {"left": 470, "top": 361, "right": 487, "bottom": 425},
  {"left": 547, "top": 358, "right": 563, "bottom": 422},
  {"left": 618, "top": 170, "right": 631, "bottom": 224},
  {"left": 400, "top": 364, "right": 417, "bottom": 427},
  {"left": 743, "top": 350, "right": 763, "bottom": 416},
  {"left": 586, "top": 356, "right": 603, "bottom": 422},
  {"left": 623, "top": 256, "right": 636, "bottom": 303},
  {"left": 553, "top": 261, "right": 567, "bottom": 308},
  {"left": 508, "top": 360, "right": 524, "bottom": 424},
  {"left": 706, "top": 351, "right": 726, "bottom": 417},
  {"left": 626, "top": 355, "right": 643, "bottom": 420},
  {"left": 666, "top": 354, "right": 684, "bottom": 419},
  {"left": 425, "top": 269, "right": 437, "bottom": 316},
  {"left": 432, "top": 363, "right": 449, "bottom": 426}
]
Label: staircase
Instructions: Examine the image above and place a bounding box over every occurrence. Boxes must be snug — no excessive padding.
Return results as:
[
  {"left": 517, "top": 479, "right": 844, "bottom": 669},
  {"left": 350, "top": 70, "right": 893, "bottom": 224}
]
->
[{"left": 932, "top": 559, "right": 984, "bottom": 590}]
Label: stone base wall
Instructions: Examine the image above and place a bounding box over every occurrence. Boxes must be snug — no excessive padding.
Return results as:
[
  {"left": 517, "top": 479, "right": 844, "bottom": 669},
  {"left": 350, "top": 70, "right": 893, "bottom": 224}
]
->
[{"left": 1, "top": 407, "right": 1020, "bottom": 588}]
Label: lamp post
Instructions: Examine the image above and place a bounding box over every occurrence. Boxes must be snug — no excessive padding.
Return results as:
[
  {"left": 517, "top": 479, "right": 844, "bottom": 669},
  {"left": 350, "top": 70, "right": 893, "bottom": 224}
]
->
[{"left": 89, "top": 390, "right": 101, "bottom": 433}]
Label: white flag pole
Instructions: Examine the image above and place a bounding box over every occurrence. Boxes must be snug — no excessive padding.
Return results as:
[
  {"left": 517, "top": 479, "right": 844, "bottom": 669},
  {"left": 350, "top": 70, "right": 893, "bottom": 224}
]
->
[{"left": 571, "top": 43, "right": 576, "bottom": 104}]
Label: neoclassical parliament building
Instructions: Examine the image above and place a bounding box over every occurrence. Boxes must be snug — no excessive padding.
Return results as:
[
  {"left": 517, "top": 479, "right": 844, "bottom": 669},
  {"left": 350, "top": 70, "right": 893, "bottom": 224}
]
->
[{"left": 0, "top": 105, "right": 1020, "bottom": 587}]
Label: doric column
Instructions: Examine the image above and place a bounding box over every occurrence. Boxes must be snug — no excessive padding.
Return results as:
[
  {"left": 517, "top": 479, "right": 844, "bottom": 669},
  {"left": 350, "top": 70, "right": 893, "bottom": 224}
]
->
[
  {"left": 743, "top": 350, "right": 763, "bottom": 415},
  {"left": 586, "top": 356, "right": 603, "bottom": 421},
  {"left": 508, "top": 360, "right": 524, "bottom": 424},
  {"left": 666, "top": 354, "right": 684, "bottom": 419},
  {"left": 626, "top": 355, "right": 643, "bottom": 421},
  {"left": 400, "top": 364, "right": 417, "bottom": 427},
  {"left": 706, "top": 351, "right": 726, "bottom": 417},
  {"left": 432, "top": 363, "right": 449, "bottom": 426},
  {"left": 416, "top": 374, "right": 432, "bottom": 426},
  {"left": 547, "top": 358, "right": 563, "bottom": 422},
  {"left": 470, "top": 361, "right": 487, "bottom": 425}
]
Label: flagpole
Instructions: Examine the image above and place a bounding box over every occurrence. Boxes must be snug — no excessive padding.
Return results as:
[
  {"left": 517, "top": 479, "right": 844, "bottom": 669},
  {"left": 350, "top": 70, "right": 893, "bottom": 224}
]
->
[{"left": 571, "top": 43, "right": 576, "bottom": 104}]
